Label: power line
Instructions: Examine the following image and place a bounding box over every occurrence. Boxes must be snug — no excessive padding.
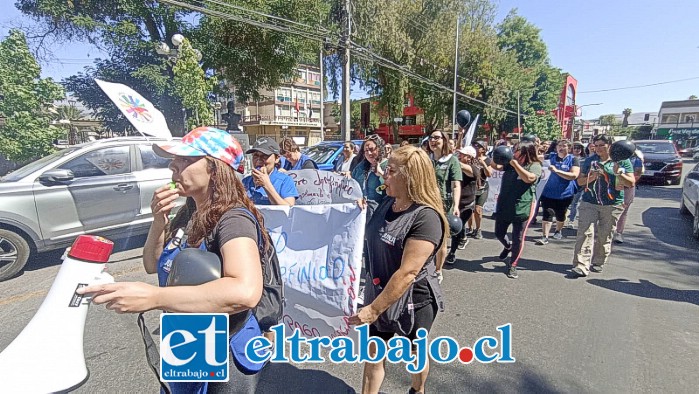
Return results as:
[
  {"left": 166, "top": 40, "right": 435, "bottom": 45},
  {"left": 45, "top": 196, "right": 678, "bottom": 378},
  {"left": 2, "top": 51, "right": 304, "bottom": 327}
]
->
[{"left": 579, "top": 76, "right": 699, "bottom": 93}]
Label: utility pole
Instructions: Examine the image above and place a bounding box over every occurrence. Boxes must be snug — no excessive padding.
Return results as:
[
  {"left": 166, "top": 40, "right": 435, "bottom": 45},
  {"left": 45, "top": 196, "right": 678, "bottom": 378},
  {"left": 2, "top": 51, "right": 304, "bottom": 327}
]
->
[
  {"left": 517, "top": 91, "right": 521, "bottom": 136},
  {"left": 451, "top": 16, "right": 460, "bottom": 140},
  {"left": 319, "top": 43, "right": 324, "bottom": 141},
  {"left": 340, "top": 0, "right": 351, "bottom": 141}
]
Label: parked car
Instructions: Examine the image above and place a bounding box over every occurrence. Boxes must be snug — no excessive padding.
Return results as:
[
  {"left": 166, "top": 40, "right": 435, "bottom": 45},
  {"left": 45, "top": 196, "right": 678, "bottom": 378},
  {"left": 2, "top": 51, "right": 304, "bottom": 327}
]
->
[
  {"left": 0, "top": 137, "right": 181, "bottom": 281},
  {"left": 302, "top": 140, "right": 364, "bottom": 171},
  {"left": 680, "top": 162, "right": 699, "bottom": 239},
  {"left": 634, "top": 140, "right": 683, "bottom": 185}
]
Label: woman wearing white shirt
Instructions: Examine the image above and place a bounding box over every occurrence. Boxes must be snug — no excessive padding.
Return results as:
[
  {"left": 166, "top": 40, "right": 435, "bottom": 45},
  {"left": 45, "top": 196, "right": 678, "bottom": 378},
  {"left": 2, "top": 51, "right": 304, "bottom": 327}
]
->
[{"left": 335, "top": 141, "right": 356, "bottom": 175}]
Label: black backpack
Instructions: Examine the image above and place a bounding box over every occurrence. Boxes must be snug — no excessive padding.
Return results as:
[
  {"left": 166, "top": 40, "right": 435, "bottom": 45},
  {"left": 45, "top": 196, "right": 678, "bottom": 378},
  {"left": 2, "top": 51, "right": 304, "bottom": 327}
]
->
[{"left": 207, "top": 207, "right": 284, "bottom": 331}]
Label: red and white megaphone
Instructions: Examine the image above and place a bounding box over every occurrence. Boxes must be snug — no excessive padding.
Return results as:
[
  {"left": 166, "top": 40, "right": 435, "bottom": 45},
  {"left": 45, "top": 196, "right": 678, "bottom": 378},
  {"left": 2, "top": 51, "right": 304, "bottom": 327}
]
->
[{"left": 0, "top": 235, "right": 115, "bottom": 393}]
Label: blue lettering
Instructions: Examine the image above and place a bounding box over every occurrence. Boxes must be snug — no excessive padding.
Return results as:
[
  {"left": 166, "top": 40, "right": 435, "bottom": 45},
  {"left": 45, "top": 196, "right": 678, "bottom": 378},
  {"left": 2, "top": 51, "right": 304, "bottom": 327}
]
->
[
  {"left": 245, "top": 337, "right": 272, "bottom": 364},
  {"left": 386, "top": 336, "right": 415, "bottom": 365},
  {"left": 356, "top": 324, "right": 386, "bottom": 363},
  {"left": 273, "top": 232, "right": 287, "bottom": 254},
  {"left": 331, "top": 257, "right": 345, "bottom": 280},
  {"left": 306, "top": 337, "right": 331, "bottom": 362},
  {"left": 328, "top": 337, "right": 358, "bottom": 363},
  {"left": 270, "top": 324, "right": 289, "bottom": 362},
  {"left": 496, "top": 324, "right": 515, "bottom": 362},
  {"left": 428, "top": 336, "right": 459, "bottom": 363},
  {"left": 406, "top": 328, "right": 429, "bottom": 373},
  {"left": 474, "top": 336, "right": 498, "bottom": 363},
  {"left": 299, "top": 261, "right": 311, "bottom": 283},
  {"left": 287, "top": 329, "right": 309, "bottom": 362}
]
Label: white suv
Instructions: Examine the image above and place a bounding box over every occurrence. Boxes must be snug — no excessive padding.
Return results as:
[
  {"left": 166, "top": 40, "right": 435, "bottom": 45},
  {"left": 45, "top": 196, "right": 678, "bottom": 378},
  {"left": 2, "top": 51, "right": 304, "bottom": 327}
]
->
[{"left": 0, "top": 137, "right": 179, "bottom": 281}]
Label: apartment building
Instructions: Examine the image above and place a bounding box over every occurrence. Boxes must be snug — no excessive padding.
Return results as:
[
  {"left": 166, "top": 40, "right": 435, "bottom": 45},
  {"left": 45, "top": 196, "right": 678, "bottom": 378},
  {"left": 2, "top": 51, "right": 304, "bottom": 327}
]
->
[{"left": 238, "top": 65, "right": 323, "bottom": 146}]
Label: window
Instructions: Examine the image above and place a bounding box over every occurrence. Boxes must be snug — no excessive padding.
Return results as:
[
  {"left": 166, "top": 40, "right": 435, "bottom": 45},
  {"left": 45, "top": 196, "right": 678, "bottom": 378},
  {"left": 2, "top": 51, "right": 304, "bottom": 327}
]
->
[
  {"left": 59, "top": 146, "right": 131, "bottom": 178},
  {"left": 404, "top": 115, "right": 417, "bottom": 125},
  {"left": 298, "top": 70, "right": 307, "bottom": 82},
  {"left": 682, "top": 113, "right": 698, "bottom": 123},
  {"left": 661, "top": 113, "right": 679, "bottom": 123},
  {"left": 139, "top": 145, "right": 171, "bottom": 170}
]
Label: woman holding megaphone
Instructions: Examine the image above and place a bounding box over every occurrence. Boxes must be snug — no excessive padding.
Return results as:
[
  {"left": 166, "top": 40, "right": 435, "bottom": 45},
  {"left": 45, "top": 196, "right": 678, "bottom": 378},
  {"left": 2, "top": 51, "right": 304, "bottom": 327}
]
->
[
  {"left": 490, "top": 141, "right": 542, "bottom": 279},
  {"left": 77, "top": 127, "right": 273, "bottom": 393}
]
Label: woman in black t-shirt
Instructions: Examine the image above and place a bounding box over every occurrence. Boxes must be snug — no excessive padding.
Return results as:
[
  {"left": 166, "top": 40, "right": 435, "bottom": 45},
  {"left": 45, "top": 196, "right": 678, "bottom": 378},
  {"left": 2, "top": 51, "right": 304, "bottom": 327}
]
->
[
  {"left": 349, "top": 146, "right": 447, "bottom": 394},
  {"left": 445, "top": 146, "right": 480, "bottom": 264}
]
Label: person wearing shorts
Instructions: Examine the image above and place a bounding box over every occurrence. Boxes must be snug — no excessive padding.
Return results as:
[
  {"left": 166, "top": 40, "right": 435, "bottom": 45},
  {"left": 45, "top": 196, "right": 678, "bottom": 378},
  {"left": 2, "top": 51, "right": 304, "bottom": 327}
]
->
[
  {"left": 468, "top": 140, "right": 492, "bottom": 239},
  {"left": 536, "top": 139, "right": 580, "bottom": 245}
]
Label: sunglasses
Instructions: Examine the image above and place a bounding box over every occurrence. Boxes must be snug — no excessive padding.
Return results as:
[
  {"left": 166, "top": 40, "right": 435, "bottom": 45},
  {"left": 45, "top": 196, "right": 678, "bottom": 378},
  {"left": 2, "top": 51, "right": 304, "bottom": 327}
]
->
[{"left": 429, "top": 135, "right": 443, "bottom": 141}]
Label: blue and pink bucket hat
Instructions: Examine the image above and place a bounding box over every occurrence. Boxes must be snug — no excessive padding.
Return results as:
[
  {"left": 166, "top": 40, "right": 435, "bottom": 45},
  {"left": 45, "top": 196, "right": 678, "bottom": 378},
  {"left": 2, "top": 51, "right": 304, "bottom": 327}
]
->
[{"left": 153, "top": 127, "right": 244, "bottom": 172}]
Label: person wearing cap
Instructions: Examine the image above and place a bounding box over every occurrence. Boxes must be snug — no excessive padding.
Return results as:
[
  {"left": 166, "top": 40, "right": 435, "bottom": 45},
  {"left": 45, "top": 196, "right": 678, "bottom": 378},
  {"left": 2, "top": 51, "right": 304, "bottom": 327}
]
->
[
  {"left": 77, "top": 127, "right": 273, "bottom": 392},
  {"left": 243, "top": 137, "right": 299, "bottom": 206},
  {"left": 279, "top": 137, "right": 318, "bottom": 171},
  {"left": 445, "top": 145, "right": 480, "bottom": 265},
  {"left": 467, "top": 140, "right": 492, "bottom": 239}
]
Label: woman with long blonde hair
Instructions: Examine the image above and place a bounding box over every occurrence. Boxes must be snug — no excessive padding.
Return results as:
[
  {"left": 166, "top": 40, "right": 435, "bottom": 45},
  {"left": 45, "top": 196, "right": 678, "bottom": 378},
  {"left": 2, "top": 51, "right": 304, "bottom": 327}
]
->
[{"left": 349, "top": 146, "right": 446, "bottom": 394}]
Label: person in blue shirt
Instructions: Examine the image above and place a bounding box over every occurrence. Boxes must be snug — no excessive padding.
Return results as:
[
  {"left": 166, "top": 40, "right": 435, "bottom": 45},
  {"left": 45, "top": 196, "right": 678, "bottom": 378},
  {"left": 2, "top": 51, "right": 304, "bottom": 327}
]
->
[
  {"left": 279, "top": 137, "right": 318, "bottom": 171},
  {"left": 243, "top": 138, "right": 299, "bottom": 206},
  {"left": 535, "top": 139, "right": 581, "bottom": 245}
]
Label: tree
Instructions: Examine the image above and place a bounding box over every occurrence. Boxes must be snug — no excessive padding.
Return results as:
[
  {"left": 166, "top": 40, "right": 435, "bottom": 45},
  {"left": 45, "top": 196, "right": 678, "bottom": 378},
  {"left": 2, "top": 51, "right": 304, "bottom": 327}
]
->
[
  {"left": 689, "top": 95, "right": 698, "bottom": 100},
  {"left": 599, "top": 114, "right": 618, "bottom": 126},
  {"left": 0, "top": 30, "right": 65, "bottom": 162},
  {"left": 55, "top": 104, "right": 87, "bottom": 121},
  {"left": 622, "top": 108, "right": 632, "bottom": 128},
  {"left": 15, "top": 0, "right": 327, "bottom": 135},
  {"left": 172, "top": 38, "right": 215, "bottom": 130}
]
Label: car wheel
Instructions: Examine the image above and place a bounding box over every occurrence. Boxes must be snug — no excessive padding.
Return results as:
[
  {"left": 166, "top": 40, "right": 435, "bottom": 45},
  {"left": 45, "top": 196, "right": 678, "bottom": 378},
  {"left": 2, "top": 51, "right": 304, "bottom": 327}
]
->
[
  {"left": 671, "top": 176, "right": 681, "bottom": 186},
  {"left": 680, "top": 198, "right": 690, "bottom": 215},
  {"left": 0, "top": 229, "right": 31, "bottom": 281},
  {"left": 694, "top": 205, "right": 699, "bottom": 240}
]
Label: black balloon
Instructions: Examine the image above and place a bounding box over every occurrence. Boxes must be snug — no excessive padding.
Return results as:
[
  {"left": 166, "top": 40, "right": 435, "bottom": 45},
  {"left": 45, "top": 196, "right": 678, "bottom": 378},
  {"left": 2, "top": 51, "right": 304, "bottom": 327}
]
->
[
  {"left": 493, "top": 145, "right": 514, "bottom": 165},
  {"left": 610, "top": 140, "right": 637, "bottom": 162},
  {"left": 520, "top": 134, "right": 537, "bottom": 143},
  {"left": 456, "top": 110, "right": 471, "bottom": 128},
  {"left": 447, "top": 214, "right": 463, "bottom": 235}
]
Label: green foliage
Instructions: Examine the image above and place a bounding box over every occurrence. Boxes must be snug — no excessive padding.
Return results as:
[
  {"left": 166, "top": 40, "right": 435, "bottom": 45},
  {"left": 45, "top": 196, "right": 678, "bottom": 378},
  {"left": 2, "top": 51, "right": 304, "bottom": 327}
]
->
[
  {"left": 622, "top": 108, "right": 632, "bottom": 127},
  {"left": 0, "top": 30, "right": 65, "bottom": 162},
  {"left": 524, "top": 114, "right": 560, "bottom": 141},
  {"left": 689, "top": 95, "right": 697, "bottom": 100},
  {"left": 172, "top": 38, "right": 215, "bottom": 129},
  {"left": 599, "top": 114, "right": 619, "bottom": 126}
]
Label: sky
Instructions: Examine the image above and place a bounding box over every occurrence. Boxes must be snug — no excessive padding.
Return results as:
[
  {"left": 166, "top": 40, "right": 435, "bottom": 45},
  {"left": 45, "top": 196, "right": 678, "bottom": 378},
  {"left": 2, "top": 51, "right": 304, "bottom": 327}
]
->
[{"left": 2, "top": 0, "right": 698, "bottom": 120}]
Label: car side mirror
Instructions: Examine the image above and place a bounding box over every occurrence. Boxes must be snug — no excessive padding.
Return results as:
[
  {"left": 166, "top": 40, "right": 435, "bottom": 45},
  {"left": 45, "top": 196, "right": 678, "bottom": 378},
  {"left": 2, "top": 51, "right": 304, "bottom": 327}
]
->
[{"left": 38, "top": 169, "right": 75, "bottom": 184}]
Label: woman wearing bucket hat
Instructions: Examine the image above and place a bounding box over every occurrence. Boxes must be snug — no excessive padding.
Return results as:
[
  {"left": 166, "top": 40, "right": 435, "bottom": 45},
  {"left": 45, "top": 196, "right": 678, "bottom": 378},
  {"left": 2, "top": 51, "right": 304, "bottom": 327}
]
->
[
  {"left": 243, "top": 137, "right": 299, "bottom": 206},
  {"left": 77, "top": 127, "right": 275, "bottom": 393}
]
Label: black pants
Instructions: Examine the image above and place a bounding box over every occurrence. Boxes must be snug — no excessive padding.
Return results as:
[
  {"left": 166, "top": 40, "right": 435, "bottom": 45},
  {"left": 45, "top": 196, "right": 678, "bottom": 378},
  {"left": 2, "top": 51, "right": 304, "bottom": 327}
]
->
[
  {"left": 449, "top": 205, "right": 474, "bottom": 255},
  {"left": 494, "top": 217, "right": 527, "bottom": 267}
]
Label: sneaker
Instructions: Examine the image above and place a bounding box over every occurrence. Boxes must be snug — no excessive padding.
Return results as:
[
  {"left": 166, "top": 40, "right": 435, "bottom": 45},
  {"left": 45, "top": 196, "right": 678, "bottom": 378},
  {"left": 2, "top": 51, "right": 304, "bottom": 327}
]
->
[
  {"left": 571, "top": 267, "right": 587, "bottom": 277},
  {"left": 457, "top": 237, "right": 469, "bottom": 250},
  {"left": 465, "top": 228, "right": 474, "bottom": 237},
  {"left": 474, "top": 229, "right": 483, "bottom": 239},
  {"left": 565, "top": 221, "right": 575, "bottom": 229},
  {"left": 499, "top": 245, "right": 512, "bottom": 260},
  {"left": 552, "top": 231, "right": 563, "bottom": 240},
  {"left": 445, "top": 253, "right": 456, "bottom": 265},
  {"left": 590, "top": 265, "right": 604, "bottom": 273},
  {"left": 535, "top": 237, "right": 549, "bottom": 245},
  {"left": 614, "top": 233, "right": 624, "bottom": 244},
  {"left": 506, "top": 265, "right": 518, "bottom": 279}
]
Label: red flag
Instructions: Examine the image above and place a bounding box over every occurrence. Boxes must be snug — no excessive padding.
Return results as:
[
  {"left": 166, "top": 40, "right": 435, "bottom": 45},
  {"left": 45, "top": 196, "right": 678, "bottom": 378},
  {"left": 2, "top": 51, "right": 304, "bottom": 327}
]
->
[{"left": 295, "top": 97, "right": 300, "bottom": 113}]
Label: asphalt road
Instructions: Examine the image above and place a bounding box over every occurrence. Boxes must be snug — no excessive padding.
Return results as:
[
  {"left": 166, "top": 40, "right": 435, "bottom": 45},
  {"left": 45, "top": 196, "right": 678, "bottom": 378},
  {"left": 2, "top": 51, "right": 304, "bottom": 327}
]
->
[{"left": 1, "top": 162, "right": 698, "bottom": 393}]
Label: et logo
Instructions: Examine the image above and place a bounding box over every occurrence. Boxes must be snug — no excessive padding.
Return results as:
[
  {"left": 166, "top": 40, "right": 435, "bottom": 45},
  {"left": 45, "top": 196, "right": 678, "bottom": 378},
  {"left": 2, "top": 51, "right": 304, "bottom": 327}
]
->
[{"left": 160, "top": 313, "right": 229, "bottom": 382}]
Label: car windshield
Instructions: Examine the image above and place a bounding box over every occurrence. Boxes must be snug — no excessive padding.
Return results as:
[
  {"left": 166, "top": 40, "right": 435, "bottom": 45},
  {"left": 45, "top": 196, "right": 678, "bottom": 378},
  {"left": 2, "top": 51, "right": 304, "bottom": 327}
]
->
[
  {"left": 0, "top": 147, "right": 80, "bottom": 182},
  {"left": 303, "top": 144, "right": 338, "bottom": 165},
  {"left": 636, "top": 142, "right": 676, "bottom": 154}
]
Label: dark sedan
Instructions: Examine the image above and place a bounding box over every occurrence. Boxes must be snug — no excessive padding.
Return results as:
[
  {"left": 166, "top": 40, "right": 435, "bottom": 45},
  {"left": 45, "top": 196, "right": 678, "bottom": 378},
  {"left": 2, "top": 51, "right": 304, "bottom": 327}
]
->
[{"left": 635, "top": 140, "right": 683, "bottom": 185}]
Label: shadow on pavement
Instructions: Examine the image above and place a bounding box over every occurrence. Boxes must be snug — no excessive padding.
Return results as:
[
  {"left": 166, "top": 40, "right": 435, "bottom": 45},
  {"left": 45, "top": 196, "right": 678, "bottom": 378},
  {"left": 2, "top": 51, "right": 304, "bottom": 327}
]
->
[
  {"left": 635, "top": 184, "right": 683, "bottom": 203},
  {"left": 445, "top": 256, "right": 571, "bottom": 276},
  {"left": 23, "top": 233, "right": 148, "bottom": 273},
  {"left": 253, "top": 363, "right": 356, "bottom": 393},
  {"left": 587, "top": 278, "right": 699, "bottom": 306},
  {"left": 641, "top": 207, "right": 698, "bottom": 250}
]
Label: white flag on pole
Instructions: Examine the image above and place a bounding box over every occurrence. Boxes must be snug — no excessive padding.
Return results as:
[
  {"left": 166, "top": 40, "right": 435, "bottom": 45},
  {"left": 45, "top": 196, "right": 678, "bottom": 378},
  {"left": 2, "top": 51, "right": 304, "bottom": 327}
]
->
[
  {"left": 462, "top": 114, "right": 480, "bottom": 148},
  {"left": 95, "top": 79, "right": 172, "bottom": 139}
]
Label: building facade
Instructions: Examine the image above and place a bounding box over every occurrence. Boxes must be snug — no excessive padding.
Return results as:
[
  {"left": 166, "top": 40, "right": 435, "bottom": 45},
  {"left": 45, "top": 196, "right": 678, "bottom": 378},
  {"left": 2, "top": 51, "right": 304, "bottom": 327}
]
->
[
  {"left": 238, "top": 65, "right": 323, "bottom": 147},
  {"left": 555, "top": 74, "right": 578, "bottom": 140},
  {"left": 655, "top": 100, "right": 699, "bottom": 149}
]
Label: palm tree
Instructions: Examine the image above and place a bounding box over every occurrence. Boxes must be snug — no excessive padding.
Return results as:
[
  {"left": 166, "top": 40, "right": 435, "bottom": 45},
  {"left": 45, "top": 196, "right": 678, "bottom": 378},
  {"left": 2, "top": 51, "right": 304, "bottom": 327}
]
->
[
  {"left": 54, "top": 104, "right": 86, "bottom": 145},
  {"left": 622, "top": 108, "right": 632, "bottom": 128}
]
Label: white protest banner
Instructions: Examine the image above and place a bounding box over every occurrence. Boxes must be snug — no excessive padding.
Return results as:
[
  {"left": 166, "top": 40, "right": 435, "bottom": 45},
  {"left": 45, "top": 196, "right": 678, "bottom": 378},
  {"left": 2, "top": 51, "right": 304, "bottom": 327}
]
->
[
  {"left": 287, "top": 169, "right": 364, "bottom": 205},
  {"left": 258, "top": 203, "right": 365, "bottom": 339},
  {"left": 484, "top": 167, "right": 551, "bottom": 213},
  {"left": 95, "top": 79, "right": 172, "bottom": 139}
]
